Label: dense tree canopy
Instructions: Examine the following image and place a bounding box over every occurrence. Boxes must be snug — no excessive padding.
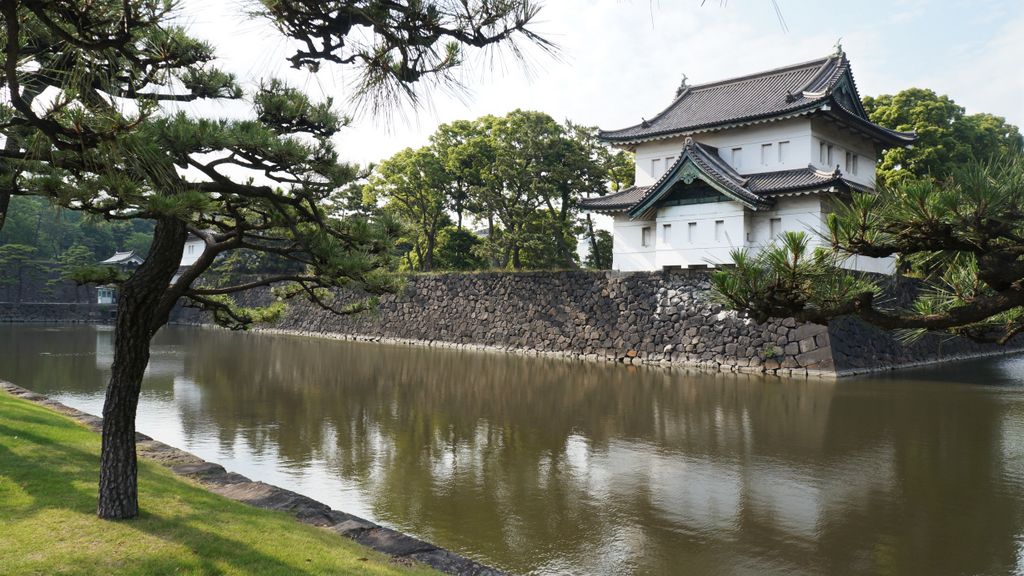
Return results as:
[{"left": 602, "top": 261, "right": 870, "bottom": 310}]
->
[
  {"left": 0, "top": 0, "right": 548, "bottom": 520},
  {"left": 864, "top": 88, "right": 1023, "bottom": 186},
  {"left": 367, "top": 110, "right": 633, "bottom": 271},
  {"left": 0, "top": 196, "right": 154, "bottom": 261}
]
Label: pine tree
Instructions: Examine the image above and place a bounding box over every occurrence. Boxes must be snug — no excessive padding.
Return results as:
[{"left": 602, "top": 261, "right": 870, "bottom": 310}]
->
[{"left": 0, "top": 0, "right": 548, "bottom": 519}]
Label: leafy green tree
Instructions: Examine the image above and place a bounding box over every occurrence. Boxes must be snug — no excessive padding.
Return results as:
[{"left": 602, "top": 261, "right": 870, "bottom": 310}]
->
[
  {"left": 864, "top": 89, "right": 1023, "bottom": 186},
  {"left": 434, "top": 226, "right": 486, "bottom": 271},
  {"left": 365, "top": 147, "right": 449, "bottom": 271},
  {"left": 123, "top": 233, "right": 153, "bottom": 258},
  {"left": 429, "top": 120, "right": 494, "bottom": 230},
  {"left": 712, "top": 154, "right": 1024, "bottom": 344},
  {"left": 567, "top": 123, "right": 634, "bottom": 267},
  {"left": 0, "top": 244, "right": 45, "bottom": 302},
  {"left": 56, "top": 244, "right": 109, "bottom": 302},
  {"left": 585, "top": 229, "right": 613, "bottom": 270},
  {"left": 371, "top": 111, "right": 617, "bottom": 270},
  {"left": 454, "top": 110, "right": 603, "bottom": 269},
  {"left": 1, "top": 0, "right": 547, "bottom": 519}
]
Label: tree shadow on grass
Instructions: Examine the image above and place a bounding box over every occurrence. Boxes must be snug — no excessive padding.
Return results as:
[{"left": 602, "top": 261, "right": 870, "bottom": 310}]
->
[
  {"left": 0, "top": 421, "right": 99, "bottom": 523},
  {"left": 0, "top": 403, "right": 324, "bottom": 576}
]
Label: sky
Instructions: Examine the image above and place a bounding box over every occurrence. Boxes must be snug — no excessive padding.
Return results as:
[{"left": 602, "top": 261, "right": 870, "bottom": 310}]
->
[{"left": 175, "top": 0, "right": 1024, "bottom": 167}]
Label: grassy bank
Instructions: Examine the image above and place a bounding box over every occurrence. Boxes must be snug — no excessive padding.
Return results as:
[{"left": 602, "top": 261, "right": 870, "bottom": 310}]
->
[{"left": 0, "top": 392, "right": 436, "bottom": 576}]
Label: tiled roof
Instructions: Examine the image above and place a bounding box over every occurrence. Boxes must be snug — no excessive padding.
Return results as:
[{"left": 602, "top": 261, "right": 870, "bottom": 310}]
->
[
  {"left": 582, "top": 139, "right": 865, "bottom": 214},
  {"left": 599, "top": 52, "right": 915, "bottom": 147},
  {"left": 580, "top": 186, "right": 651, "bottom": 212},
  {"left": 747, "top": 166, "right": 842, "bottom": 194},
  {"left": 100, "top": 251, "right": 143, "bottom": 265}
]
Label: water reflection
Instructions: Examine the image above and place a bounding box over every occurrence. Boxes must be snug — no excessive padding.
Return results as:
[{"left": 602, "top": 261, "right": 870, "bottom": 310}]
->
[{"left": 1, "top": 324, "right": 1023, "bottom": 575}]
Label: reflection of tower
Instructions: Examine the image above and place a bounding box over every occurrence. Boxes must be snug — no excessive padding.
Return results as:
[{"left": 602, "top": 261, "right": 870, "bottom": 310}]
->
[{"left": 95, "top": 325, "right": 114, "bottom": 370}]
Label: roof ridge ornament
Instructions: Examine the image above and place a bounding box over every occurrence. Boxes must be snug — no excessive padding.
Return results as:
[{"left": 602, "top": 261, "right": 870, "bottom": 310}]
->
[
  {"left": 641, "top": 117, "right": 650, "bottom": 128},
  {"left": 675, "top": 74, "right": 689, "bottom": 97},
  {"left": 832, "top": 37, "right": 844, "bottom": 57}
]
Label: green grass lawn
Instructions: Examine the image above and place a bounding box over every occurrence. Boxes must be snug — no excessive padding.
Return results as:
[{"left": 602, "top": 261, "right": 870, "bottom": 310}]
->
[{"left": 0, "top": 392, "right": 437, "bottom": 576}]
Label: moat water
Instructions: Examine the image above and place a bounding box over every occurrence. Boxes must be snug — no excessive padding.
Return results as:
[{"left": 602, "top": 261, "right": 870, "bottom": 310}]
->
[{"left": 3, "top": 324, "right": 1024, "bottom": 575}]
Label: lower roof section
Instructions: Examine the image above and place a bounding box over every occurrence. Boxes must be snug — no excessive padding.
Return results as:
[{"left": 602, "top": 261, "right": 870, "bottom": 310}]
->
[{"left": 583, "top": 143, "right": 870, "bottom": 216}]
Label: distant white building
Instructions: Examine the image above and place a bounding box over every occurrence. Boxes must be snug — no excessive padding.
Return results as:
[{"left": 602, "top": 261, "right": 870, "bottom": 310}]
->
[
  {"left": 97, "top": 233, "right": 207, "bottom": 303},
  {"left": 97, "top": 251, "right": 144, "bottom": 304},
  {"left": 99, "top": 251, "right": 145, "bottom": 267},
  {"left": 171, "top": 233, "right": 207, "bottom": 284},
  {"left": 582, "top": 48, "right": 916, "bottom": 274}
]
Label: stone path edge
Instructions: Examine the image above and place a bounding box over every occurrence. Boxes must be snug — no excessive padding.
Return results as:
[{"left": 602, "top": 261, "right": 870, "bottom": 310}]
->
[{"left": 0, "top": 380, "right": 505, "bottom": 576}]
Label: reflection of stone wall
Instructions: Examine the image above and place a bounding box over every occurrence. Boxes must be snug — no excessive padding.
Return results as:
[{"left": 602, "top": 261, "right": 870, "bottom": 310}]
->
[{"left": 241, "top": 270, "right": 1022, "bottom": 377}]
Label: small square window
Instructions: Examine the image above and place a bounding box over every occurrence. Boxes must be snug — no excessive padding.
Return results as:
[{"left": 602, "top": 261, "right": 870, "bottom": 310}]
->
[
  {"left": 662, "top": 223, "right": 672, "bottom": 244},
  {"left": 731, "top": 148, "right": 742, "bottom": 170},
  {"left": 651, "top": 158, "right": 662, "bottom": 177},
  {"left": 852, "top": 155, "right": 859, "bottom": 175},
  {"left": 714, "top": 220, "right": 724, "bottom": 242},
  {"left": 778, "top": 141, "right": 789, "bottom": 163},
  {"left": 760, "top": 143, "right": 772, "bottom": 166},
  {"left": 641, "top": 226, "right": 651, "bottom": 247},
  {"left": 770, "top": 217, "right": 782, "bottom": 239},
  {"left": 819, "top": 141, "right": 827, "bottom": 164},
  {"left": 687, "top": 222, "right": 697, "bottom": 242},
  {"left": 827, "top": 144, "right": 835, "bottom": 167}
]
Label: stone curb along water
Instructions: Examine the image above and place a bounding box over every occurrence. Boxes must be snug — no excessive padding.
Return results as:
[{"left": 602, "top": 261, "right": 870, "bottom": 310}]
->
[
  {"left": 0, "top": 381, "right": 504, "bottom": 576},
  {"left": 218, "top": 270, "right": 1024, "bottom": 378}
]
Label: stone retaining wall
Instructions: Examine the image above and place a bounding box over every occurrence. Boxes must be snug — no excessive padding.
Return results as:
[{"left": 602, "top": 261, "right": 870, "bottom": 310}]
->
[
  {"left": 250, "top": 270, "right": 1023, "bottom": 377},
  {"left": 0, "top": 302, "right": 116, "bottom": 324},
  {"left": 7, "top": 269, "right": 1019, "bottom": 377}
]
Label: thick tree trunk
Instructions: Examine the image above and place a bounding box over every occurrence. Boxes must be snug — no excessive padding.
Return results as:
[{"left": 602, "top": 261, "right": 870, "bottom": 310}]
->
[
  {"left": 546, "top": 196, "right": 577, "bottom": 269},
  {"left": 97, "top": 218, "right": 186, "bottom": 520},
  {"left": 0, "top": 190, "right": 9, "bottom": 234},
  {"left": 423, "top": 232, "right": 435, "bottom": 272},
  {"left": 488, "top": 214, "right": 500, "bottom": 269},
  {"left": 0, "top": 82, "right": 40, "bottom": 235}
]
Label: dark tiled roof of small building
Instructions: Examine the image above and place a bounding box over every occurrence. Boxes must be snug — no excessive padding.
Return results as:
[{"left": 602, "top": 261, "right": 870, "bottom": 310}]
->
[{"left": 599, "top": 52, "right": 915, "bottom": 147}]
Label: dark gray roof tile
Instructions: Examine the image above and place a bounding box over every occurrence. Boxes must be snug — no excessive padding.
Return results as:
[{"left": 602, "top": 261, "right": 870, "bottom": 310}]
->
[
  {"left": 580, "top": 186, "right": 651, "bottom": 212},
  {"left": 599, "top": 52, "right": 915, "bottom": 147}
]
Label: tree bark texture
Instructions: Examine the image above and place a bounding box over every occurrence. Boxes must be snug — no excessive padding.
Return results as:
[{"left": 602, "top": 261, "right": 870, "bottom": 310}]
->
[{"left": 97, "top": 217, "right": 186, "bottom": 520}]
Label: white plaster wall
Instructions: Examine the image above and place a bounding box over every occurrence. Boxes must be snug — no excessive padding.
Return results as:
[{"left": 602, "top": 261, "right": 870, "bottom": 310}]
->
[
  {"left": 180, "top": 238, "right": 205, "bottom": 268},
  {"left": 632, "top": 119, "right": 815, "bottom": 186},
  {"left": 746, "top": 195, "right": 894, "bottom": 273},
  {"left": 611, "top": 214, "right": 657, "bottom": 271},
  {"left": 745, "top": 195, "right": 826, "bottom": 250},
  {"left": 809, "top": 119, "right": 877, "bottom": 188},
  {"left": 698, "top": 119, "right": 813, "bottom": 175},
  {"left": 842, "top": 254, "right": 895, "bottom": 274},
  {"left": 634, "top": 137, "right": 687, "bottom": 186},
  {"left": 654, "top": 201, "right": 746, "bottom": 268}
]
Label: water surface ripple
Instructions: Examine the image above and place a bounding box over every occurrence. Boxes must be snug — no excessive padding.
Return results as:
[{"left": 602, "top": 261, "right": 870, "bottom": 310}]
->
[{"left": 3, "top": 324, "right": 1024, "bottom": 575}]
